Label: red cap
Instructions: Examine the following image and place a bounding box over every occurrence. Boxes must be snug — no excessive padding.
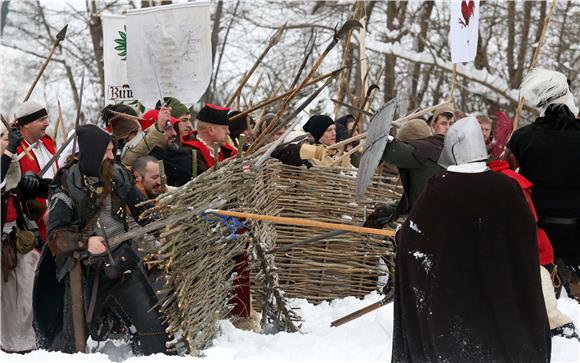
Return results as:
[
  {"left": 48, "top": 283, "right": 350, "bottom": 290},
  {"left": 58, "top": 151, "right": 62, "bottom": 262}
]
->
[{"left": 141, "top": 109, "right": 180, "bottom": 130}]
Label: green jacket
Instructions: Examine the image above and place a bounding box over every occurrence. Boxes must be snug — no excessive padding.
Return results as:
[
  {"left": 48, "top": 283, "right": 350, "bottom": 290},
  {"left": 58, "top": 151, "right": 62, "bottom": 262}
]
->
[{"left": 381, "top": 135, "right": 444, "bottom": 213}]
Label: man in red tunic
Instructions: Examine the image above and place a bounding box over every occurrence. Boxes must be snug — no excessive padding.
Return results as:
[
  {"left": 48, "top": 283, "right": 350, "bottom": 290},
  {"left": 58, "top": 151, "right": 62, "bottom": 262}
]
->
[
  {"left": 181, "top": 104, "right": 238, "bottom": 176},
  {"left": 14, "top": 100, "right": 57, "bottom": 244}
]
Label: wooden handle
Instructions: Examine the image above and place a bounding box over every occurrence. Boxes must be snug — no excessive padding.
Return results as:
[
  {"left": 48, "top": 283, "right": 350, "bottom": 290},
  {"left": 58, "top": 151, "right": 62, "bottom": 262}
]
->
[{"left": 208, "top": 209, "right": 395, "bottom": 237}]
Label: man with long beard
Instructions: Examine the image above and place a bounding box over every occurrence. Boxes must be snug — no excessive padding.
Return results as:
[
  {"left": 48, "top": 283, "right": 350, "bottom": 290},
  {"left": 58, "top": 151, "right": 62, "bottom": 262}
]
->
[{"left": 34, "top": 125, "right": 170, "bottom": 355}]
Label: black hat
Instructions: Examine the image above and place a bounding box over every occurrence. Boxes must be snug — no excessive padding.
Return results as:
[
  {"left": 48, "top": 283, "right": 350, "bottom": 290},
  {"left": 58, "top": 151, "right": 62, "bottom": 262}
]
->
[
  {"left": 336, "top": 114, "right": 354, "bottom": 128},
  {"left": 335, "top": 122, "right": 349, "bottom": 143},
  {"left": 228, "top": 110, "right": 251, "bottom": 138},
  {"left": 76, "top": 125, "right": 111, "bottom": 177},
  {"left": 196, "top": 104, "right": 230, "bottom": 125},
  {"left": 303, "top": 115, "right": 334, "bottom": 142}
]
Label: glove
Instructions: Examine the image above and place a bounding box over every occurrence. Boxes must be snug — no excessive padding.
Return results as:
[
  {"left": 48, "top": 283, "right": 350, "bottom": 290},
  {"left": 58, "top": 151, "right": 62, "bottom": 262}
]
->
[
  {"left": 7, "top": 128, "right": 23, "bottom": 154},
  {"left": 299, "top": 144, "right": 326, "bottom": 161},
  {"left": 364, "top": 203, "right": 396, "bottom": 229},
  {"left": 19, "top": 171, "right": 40, "bottom": 190}
]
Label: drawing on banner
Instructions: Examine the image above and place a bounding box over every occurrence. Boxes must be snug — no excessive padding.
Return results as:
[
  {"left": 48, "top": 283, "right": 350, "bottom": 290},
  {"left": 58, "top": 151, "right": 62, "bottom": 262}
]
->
[
  {"left": 126, "top": 2, "right": 212, "bottom": 108},
  {"left": 459, "top": 0, "right": 475, "bottom": 28}
]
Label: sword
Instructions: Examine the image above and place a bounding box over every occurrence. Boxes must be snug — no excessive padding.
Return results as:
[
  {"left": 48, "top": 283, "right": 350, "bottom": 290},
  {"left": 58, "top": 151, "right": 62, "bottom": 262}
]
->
[{"left": 38, "top": 131, "right": 75, "bottom": 178}]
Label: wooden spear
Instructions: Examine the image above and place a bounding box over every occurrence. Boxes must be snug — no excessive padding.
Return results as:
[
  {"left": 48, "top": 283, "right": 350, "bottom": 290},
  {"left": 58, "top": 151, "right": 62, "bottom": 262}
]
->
[
  {"left": 230, "top": 68, "right": 344, "bottom": 123},
  {"left": 225, "top": 24, "right": 286, "bottom": 107},
  {"left": 23, "top": 24, "right": 68, "bottom": 102},
  {"left": 205, "top": 209, "right": 395, "bottom": 238}
]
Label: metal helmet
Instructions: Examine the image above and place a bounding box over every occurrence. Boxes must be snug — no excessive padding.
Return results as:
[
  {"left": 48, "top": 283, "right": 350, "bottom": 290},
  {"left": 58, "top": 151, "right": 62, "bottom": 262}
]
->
[{"left": 438, "top": 116, "right": 488, "bottom": 168}]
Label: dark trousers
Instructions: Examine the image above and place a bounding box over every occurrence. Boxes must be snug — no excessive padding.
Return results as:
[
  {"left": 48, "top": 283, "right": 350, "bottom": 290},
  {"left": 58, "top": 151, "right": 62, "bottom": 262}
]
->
[{"left": 51, "top": 245, "right": 169, "bottom": 355}]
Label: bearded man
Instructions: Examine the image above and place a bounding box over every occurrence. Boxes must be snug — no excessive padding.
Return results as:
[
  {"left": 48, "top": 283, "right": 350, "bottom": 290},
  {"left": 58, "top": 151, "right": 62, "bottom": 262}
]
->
[{"left": 34, "top": 125, "right": 169, "bottom": 355}]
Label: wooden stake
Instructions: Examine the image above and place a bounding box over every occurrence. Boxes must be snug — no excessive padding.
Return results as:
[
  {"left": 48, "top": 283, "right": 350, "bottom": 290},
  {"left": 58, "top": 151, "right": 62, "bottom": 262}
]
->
[
  {"left": 206, "top": 209, "right": 395, "bottom": 237},
  {"left": 191, "top": 149, "right": 198, "bottom": 179},
  {"left": 448, "top": 64, "right": 457, "bottom": 109},
  {"left": 213, "top": 143, "right": 220, "bottom": 172}
]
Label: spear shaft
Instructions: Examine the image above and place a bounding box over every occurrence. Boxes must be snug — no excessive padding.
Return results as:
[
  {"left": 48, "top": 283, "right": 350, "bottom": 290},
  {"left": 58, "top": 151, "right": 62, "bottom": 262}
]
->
[{"left": 22, "top": 25, "right": 68, "bottom": 102}]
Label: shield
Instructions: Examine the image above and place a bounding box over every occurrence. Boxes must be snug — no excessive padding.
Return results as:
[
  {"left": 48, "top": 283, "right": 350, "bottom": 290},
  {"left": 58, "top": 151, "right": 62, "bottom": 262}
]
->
[{"left": 355, "top": 98, "right": 397, "bottom": 201}]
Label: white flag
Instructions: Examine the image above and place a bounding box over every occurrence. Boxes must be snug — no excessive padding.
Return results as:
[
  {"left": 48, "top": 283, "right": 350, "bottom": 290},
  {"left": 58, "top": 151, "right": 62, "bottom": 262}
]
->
[
  {"left": 102, "top": 15, "right": 135, "bottom": 102},
  {"left": 126, "top": 2, "right": 212, "bottom": 108},
  {"left": 449, "top": 0, "right": 480, "bottom": 64}
]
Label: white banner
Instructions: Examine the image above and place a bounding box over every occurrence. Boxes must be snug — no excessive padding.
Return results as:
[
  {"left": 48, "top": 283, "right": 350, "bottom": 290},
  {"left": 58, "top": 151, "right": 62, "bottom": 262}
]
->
[
  {"left": 126, "top": 2, "right": 212, "bottom": 108},
  {"left": 449, "top": 0, "right": 480, "bottom": 64},
  {"left": 102, "top": 15, "right": 135, "bottom": 102}
]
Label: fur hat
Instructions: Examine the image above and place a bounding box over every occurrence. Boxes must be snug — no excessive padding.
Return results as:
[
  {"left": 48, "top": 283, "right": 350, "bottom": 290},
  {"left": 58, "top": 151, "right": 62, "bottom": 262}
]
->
[
  {"left": 431, "top": 104, "right": 455, "bottom": 125},
  {"left": 110, "top": 116, "right": 140, "bottom": 141},
  {"left": 197, "top": 104, "right": 230, "bottom": 125},
  {"left": 397, "top": 118, "right": 432, "bottom": 142},
  {"left": 303, "top": 115, "right": 334, "bottom": 142},
  {"left": 520, "top": 68, "right": 579, "bottom": 116},
  {"left": 15, "top": 100, "right": 47, "bottom": 126}
]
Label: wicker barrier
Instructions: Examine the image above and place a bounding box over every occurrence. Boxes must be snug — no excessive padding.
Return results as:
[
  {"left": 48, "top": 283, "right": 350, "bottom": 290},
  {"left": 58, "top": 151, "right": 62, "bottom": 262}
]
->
[
  {"left": 147, "top": 156, "right": 401, "bottom": 352},
  {"left": 250, "top": 162, "right": 401, "bottom": 304}
]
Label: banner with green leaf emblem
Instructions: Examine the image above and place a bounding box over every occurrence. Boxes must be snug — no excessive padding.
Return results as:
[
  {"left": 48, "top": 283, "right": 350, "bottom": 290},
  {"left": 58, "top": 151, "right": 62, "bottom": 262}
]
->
[{"left": 102, "top": 14, "right": 135, "bottom": 102}]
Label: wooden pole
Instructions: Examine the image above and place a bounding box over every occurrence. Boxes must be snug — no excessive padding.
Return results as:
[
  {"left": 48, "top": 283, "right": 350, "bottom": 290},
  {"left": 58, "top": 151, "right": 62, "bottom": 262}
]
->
[
  {"left": 213, "top": 143, "right": 220, "bottom": 172},
  {"left": 448, "top": 64, "right": 457, "bottom": 109},
  {"left": 237, "top": 134, "right": 245, "bottom": 159},
  {"left": 206, "top": 209, "right": 395, "bottom": 237},
  {"left": 23, "top": 25, "right": 68, "bottom": 102},
  {"left": 512, "top": 0, "right": 558, "bottom": 130},
  {"left": 327, "top": 101, "right": 452, "bottom": 149},
  {"left": 191, "top": 149, "right": 198, "bottom": 179}
]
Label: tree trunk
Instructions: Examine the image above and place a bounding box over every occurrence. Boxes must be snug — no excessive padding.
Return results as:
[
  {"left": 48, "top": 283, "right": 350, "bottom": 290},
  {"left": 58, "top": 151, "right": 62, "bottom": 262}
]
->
[
  {"left": 507, "top": 1, "right": 516, "bottom": 88},
  {"left": 88, "top": 1, "right": 105, "bottom": 101}
]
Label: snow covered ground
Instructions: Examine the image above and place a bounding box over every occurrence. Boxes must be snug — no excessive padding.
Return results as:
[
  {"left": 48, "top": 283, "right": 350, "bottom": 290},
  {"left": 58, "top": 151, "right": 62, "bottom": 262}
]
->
[{"left": 2, "top": 291, "right": 579, "bottom": 363}]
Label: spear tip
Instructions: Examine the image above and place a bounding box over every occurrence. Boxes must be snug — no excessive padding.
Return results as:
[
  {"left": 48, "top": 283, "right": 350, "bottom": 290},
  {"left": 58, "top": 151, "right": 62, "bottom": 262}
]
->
[{"left": 56, "top": 24, "right": 69, "bottom": 41}]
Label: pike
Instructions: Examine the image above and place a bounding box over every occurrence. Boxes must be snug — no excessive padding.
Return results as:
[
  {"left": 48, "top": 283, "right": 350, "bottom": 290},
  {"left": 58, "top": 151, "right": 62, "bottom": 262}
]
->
[
  {"left": 350, "top": 84, "right": 380, "bottom": 137},
  {"left": 225, "top": 23, "right": 286, "bottom": 107},
  {"left": 254, "top": 75, "right": 337, "bottom": 168},
  {"left": 249, "top": 20, "right": 362, "bottom": 153},
  {"left": 330, "top": 99, "right": 373, "bottom": 116},
  {"left": 23, "top": 25, "right": 68, "bottom": 102},
  {"left": 205, "top": 209, "right": 395, "bottom": 238},
  {"left": 71, "top": 69, "right": 85, "bottom": 156},
  {"left": 230, "top": 68, "right": 345, "bottom": 123},
  {"left": 330, "top": 289, "right": 394, "bottom": 327},
  {"left": 271, "top": 213, "right": 395, "bottom": 254}
]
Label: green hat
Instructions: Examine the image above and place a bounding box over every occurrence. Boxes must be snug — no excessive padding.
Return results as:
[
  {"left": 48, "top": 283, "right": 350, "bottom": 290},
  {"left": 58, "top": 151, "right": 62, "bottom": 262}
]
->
[{"left": 155, "top": 97, "right": 189, "bottom": 119}]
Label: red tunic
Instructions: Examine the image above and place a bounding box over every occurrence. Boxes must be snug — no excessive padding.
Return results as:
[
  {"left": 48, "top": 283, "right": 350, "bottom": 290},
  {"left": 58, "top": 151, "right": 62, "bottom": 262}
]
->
[
  {"left": 181, "top": 130, "right": 238, "bottom": 168},
  {"left": 489, "top": 160, "right": 554, "bottom": 265},
  {"left": 16, "top": 135, "right": 57, "bottom": 242}
]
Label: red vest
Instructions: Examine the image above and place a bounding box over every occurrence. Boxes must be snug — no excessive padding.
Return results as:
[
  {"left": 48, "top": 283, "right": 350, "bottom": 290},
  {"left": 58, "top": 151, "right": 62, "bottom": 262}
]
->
[
  {"left": 181, "top": 130, "right": 238, "bottom": 168},
  {"left": 16, "top": 135, "right": 57, "bottom": 241}
]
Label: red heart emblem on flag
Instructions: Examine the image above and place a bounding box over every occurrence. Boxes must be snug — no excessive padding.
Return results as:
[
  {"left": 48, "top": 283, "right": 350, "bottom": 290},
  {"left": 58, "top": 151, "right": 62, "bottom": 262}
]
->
[{"left": 459, "top": 0, "right": 475, "bottom": 28}]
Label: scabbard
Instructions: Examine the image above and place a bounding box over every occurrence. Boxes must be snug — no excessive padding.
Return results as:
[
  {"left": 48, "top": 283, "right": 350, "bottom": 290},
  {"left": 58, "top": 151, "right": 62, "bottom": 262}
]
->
[{"left": 69, "top": 260, "right": 86, "bottom": 352}]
